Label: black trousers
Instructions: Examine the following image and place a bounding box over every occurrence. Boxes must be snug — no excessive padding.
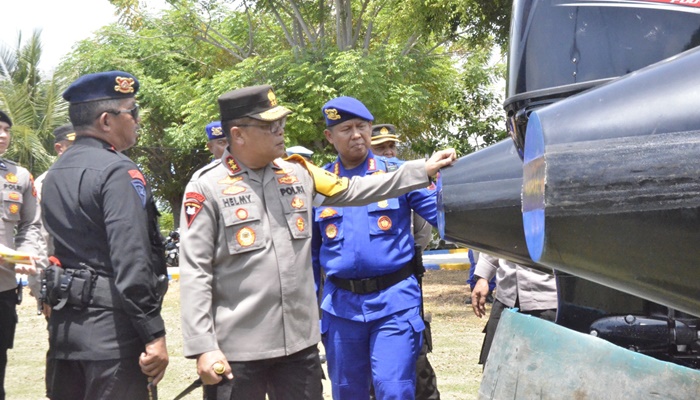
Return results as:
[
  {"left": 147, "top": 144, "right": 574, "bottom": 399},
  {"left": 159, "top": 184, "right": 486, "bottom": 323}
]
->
[
  {"left": 478, "top": 299, "right": 557, "bottom": 365},
  {"left": 0, "top": 289, "right": 18, "bottom": 400},
  {"left": 204, "top": 345, "right": 323, "bottom": 400},
  {"left": 48, "top": 357, "right": 150, "bottom": 400}
]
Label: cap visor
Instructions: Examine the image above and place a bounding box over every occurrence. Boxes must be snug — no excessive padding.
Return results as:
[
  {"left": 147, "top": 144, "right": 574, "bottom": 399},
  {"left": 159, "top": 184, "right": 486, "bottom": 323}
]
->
[
  {"left": 251, "top": 106, "right": 292, "bottom": 121},
  {"left": 371, "top": 136, "right": 400, "bottom": 145}
]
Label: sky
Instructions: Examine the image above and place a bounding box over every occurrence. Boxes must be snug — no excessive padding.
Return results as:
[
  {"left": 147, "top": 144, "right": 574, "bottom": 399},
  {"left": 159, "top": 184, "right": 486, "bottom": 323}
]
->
[{"left": 0, "top": 0, "right": 165, "bottom": 73}]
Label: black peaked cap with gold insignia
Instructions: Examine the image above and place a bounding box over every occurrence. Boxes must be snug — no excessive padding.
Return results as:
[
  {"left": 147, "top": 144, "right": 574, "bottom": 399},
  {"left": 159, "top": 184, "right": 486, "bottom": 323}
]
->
[{"left": 218, "top": 85, "right": 292, "bottom": 122}]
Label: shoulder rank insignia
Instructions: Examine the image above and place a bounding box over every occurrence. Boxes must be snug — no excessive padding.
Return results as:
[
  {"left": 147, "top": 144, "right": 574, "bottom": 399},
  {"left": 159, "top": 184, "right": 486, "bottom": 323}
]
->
[
  {"left": 184, "top": 192, "right": 206, "bottom": 227},
  {"left": 225, "top": 156, "right": 242, "bottom": 174},
  {"left": 367, "top": 158, "right": 376, "bottom": 171},
  {"left": 128, "top": 169, "right": 147, "bottom": 207}
]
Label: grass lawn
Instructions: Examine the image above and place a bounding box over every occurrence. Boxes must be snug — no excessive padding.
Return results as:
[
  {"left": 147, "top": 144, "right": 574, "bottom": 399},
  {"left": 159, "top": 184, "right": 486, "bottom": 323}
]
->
[{"left": 6, "top": 270, "right": 487, "bottom": 399}]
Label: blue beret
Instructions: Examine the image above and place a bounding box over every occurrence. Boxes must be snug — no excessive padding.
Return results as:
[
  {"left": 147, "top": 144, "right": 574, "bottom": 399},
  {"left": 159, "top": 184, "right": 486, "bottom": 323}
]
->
[
  {"left": 206, "top": 121, "right": 224, "bottom": 141},
  {"left": 63, "top": 71, "right": 139, "bottom": 104},
  {"left": 321, "top": 97, "right": 374, "bottom": 127}
]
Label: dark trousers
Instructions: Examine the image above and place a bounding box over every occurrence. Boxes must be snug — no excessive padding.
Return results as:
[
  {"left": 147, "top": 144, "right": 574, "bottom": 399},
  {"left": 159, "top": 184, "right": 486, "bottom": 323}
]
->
[
  {"left": 48, "top": 358, "right": 150, "bottom": 400},
  {"left": 479, "top": 299, "right": 556, "bottom": 365},
  {"left": 204, "top": 345, "right": 323, "bottom": 400},
  {"left": 0, "top": 289, "right": 18, "bottom": 400}
]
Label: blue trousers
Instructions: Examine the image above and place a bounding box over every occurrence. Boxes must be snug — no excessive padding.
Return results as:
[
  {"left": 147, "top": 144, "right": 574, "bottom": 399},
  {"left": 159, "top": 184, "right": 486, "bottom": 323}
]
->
[{"left": 322, "top": 307, "right": 424, "bottom": 400}]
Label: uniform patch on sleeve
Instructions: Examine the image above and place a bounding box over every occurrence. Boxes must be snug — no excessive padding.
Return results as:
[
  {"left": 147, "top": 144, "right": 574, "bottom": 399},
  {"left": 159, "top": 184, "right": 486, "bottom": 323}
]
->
[
  {"left": 128, "top": 169, "right": 147, "bottom": 208},
  {"left": 184, "top": 191, "right": 206, "bottom": 227}
]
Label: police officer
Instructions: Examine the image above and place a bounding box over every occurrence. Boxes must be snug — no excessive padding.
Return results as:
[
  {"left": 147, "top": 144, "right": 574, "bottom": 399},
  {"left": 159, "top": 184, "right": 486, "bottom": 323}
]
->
[
  {"left": 34, "top": 123, "right": 76, "bottom": 198},
  {"left": 370, "top": 123, "right": 441, "bottom": 400},
  {"left": 312, "top": 98, "right": 439, "bottom": 400},
  {"left": 178, "top": 85, "right": 456, "bottom": 400},
  {"left": 0, "top": 110, "right": 46, "bottom": 400},
  {"left": 41, "top": 71, "right": 169, "bottom": 400},
  {"left": 205, "top": 120, "right": 228, "bottom": 160}
]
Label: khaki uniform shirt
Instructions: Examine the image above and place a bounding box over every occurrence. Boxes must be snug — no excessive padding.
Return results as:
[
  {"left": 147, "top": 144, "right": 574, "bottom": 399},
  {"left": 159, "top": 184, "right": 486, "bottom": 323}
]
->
[
  {"left": 475, "top": 252, "right": 558, "bottom": 311},
  {"left": 0, "top": 159, "right": 46, "bottom": 292},
  {"left": 180, "top": 150, "right": 429, "bottom": 361}
]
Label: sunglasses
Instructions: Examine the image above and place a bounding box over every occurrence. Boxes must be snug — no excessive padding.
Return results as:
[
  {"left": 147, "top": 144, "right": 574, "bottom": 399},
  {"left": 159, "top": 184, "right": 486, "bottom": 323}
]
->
[
  {"left": 106, "top": 104, "right": 139, "bottom": 120},
  {"left": 236, "top": 117, "right": 287, "bottom": 134}
]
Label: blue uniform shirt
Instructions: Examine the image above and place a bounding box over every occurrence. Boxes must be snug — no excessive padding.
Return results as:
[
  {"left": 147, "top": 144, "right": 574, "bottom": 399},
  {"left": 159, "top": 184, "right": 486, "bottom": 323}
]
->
[{"left": 312, "top": 152, "right": 438, "bottom": 322}]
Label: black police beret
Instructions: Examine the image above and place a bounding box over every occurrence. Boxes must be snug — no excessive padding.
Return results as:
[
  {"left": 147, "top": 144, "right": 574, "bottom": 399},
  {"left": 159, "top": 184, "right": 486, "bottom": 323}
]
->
[
  {"left": 218, "top": 85, "right": 291, "bottom": 122},
  {"left": 63, "top": 71, "right": 139, "bottom": 104},
  {"left": 371, "top": 124, "right": 399, "bottom": 145},
  {"left": 0, "top": 110, "right": 12, "bottom": 127},
  {"left": 53, "top": 124, "right": 76, "bottom": 144}
]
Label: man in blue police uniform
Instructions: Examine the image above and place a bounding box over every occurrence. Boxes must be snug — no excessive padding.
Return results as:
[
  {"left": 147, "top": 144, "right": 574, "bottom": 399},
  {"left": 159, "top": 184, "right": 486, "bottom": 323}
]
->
[
  {"left": 205, "top": 120, "right": 228, "bottom": 160},
  {"left": 41, "top": 71, "right": 169, "bottom": 400},
  {"left": 0, "top": 110, "right": 45, "bottom": 400},
  {"left": 312, "top": 97, "right": 439, "bottom": 399}
]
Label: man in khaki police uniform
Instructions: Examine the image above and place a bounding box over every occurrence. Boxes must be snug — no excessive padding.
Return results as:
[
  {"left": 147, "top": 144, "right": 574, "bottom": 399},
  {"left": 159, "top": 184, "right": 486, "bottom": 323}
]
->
[
  {"left": 179, "top": 85, "right": 456, "bottom": 399},
  {"left": 0, "top": 110, "right": 46, "bottom": 400}
]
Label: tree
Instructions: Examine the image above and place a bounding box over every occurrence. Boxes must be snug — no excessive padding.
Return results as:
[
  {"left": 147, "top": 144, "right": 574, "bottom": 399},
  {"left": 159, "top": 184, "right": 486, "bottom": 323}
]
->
[{"left": 0, "top": 30, "right": 68, "bottom": 175}]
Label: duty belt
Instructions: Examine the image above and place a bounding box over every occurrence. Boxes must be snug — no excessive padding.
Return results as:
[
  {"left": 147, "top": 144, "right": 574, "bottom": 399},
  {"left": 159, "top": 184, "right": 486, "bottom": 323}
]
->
[{"left": 328, "top": 262, "right": 415, "bottom": 294}]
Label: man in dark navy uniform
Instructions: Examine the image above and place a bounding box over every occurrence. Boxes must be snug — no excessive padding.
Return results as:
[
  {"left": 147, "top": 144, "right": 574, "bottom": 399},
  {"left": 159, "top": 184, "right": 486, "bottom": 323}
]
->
[{"left": 41, "top": 71, "right": 169, "bottom": 400}]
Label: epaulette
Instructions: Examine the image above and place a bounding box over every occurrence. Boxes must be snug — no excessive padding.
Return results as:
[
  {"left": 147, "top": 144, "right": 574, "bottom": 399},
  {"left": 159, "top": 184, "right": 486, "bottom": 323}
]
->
[{"left": 191, "top": 160, "right": 221, "bottom": 180}]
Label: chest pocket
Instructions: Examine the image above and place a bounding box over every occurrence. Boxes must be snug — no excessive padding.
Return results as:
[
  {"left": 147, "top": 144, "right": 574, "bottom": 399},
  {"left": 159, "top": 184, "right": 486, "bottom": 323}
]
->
[
  {"left": 221, "top": 203, "right": 266, "bottom": 255},
  {"left": 279, "top": 195, "right": 311, "bottom": 240},
  {"left": 314, "top": 206, "right": 344, "bottom": 243},
  {"left": 2, "top": 191, "right": 22, "bottom": 222},
  {"left": 367, "top": 198, "right": 400, "bottom": 236}
]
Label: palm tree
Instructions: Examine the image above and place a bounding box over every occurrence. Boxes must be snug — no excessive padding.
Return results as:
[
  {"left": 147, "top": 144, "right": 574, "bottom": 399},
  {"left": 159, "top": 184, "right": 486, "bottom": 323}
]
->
[{"left": 0, "top": 29, "right": 68, "bottom": 176}]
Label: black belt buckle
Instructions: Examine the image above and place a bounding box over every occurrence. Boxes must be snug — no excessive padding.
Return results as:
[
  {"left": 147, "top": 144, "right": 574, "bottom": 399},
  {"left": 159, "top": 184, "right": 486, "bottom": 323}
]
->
[{"left": 351, "top": 278, "right": 379, "bottom": 294}]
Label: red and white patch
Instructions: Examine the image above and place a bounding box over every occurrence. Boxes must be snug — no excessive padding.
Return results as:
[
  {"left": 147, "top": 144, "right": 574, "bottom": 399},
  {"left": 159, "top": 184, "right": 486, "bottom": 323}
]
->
[
  {"left": 236, "top": 208, "right": 248, "bottom": 220},
  {"left": 184, "top": 192, "right": 206, "bottom": 227}
]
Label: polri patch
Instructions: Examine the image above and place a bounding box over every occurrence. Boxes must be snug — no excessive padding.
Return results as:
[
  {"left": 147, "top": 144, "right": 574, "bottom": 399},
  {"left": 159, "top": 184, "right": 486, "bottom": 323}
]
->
[
  {"left": 128, "top": 169, "right": 147, "bottom": 207},
  {"left": 236, "top": 227, "right": 255, "bottom": 247},
  {"left": 184, "top": 192, "right": 206, "bottom": 227},
  {"left": 377, "top": 216, "right": 392, "bottom": 231}
]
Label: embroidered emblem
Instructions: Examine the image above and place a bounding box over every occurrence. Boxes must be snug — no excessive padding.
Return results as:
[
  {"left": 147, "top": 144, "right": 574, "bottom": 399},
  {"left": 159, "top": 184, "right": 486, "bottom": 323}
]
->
[
  {"left": 319, "top": 208, "right": 338, "bottom": 219},
  {"left": 277, "top": 175, "right": 299, "bottom": 185},
  {"left": 225, "top": 156, "right": 241, "bottom": 174},
  {"left": 223, "top": 185, "right": 246, "bottom": 195},
  {"left": 325, "top": 223, "right": 338, "bottom": 239},
  {"left": 325, "top": 108, "right": 341, "bottom": 120},
  {"left": 128, "top": 169, "right": 146, "bottom": 185},
  {"left": 184, "top": 192, "right": 205, "bottom": 227},
  {"left": 377, "top": 200, "right": 388, "bottom": 208},
  {"left": 129, "top": 169, "right": 147, "bottom": 208},
  {"left": 66, "top": 133, "right": 76, "bottom": 141},
  {"left": 296, "top": 217, "right": 305, "bottom": 232},
  {"left": 5, "top": 173, "right": 17, "bottom": 183},
  {"left": 235, "top": 208, "right": 248, "bottom": 220},
  {"left": 377, "top": 216, "right": 392, "bottom": 231},
  {"left": 9, "top": 204, "right": 19, "bottom": 214},
  {"left": 218, "top": 176, "right": 244, "bottom": 185},
  {"left": 211, "top": 126, "right": 223, "bottom": 137},
  {"left": 114, "top": 76, "right": 135, "bottom": 93},
  {"left": 380, "top": 127, "right": 389, "bottom": 134},
  {"left": 236, "top": 227, "right": 256, "bottom": 247},
  {"left": 268, "top": 89, "right": 278, "bottom": 106},
  {"left": 291, "top": 197, "right": 304, "bottom": 209},
  {"left": 368, "top": 158, "right": 376, "bottom": 171},
  {"left": 8, "top": 192, "right": 20, "bottom": 201}
]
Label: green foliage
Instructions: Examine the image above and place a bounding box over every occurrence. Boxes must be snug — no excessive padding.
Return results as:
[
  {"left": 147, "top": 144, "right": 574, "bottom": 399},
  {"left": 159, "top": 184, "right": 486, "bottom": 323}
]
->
[
  {"left": 0, "top": 30, "right": 69, "bottom": 175},
  {"left": 159, "top": 212, "right": 175, "bottom": 235}
]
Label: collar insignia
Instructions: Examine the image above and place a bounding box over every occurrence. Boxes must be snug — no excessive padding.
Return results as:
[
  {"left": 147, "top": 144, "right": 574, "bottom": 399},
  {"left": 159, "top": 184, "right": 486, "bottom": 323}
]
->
[{"left": 226, "top": 156, "right": 242, "bottom": 174}]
